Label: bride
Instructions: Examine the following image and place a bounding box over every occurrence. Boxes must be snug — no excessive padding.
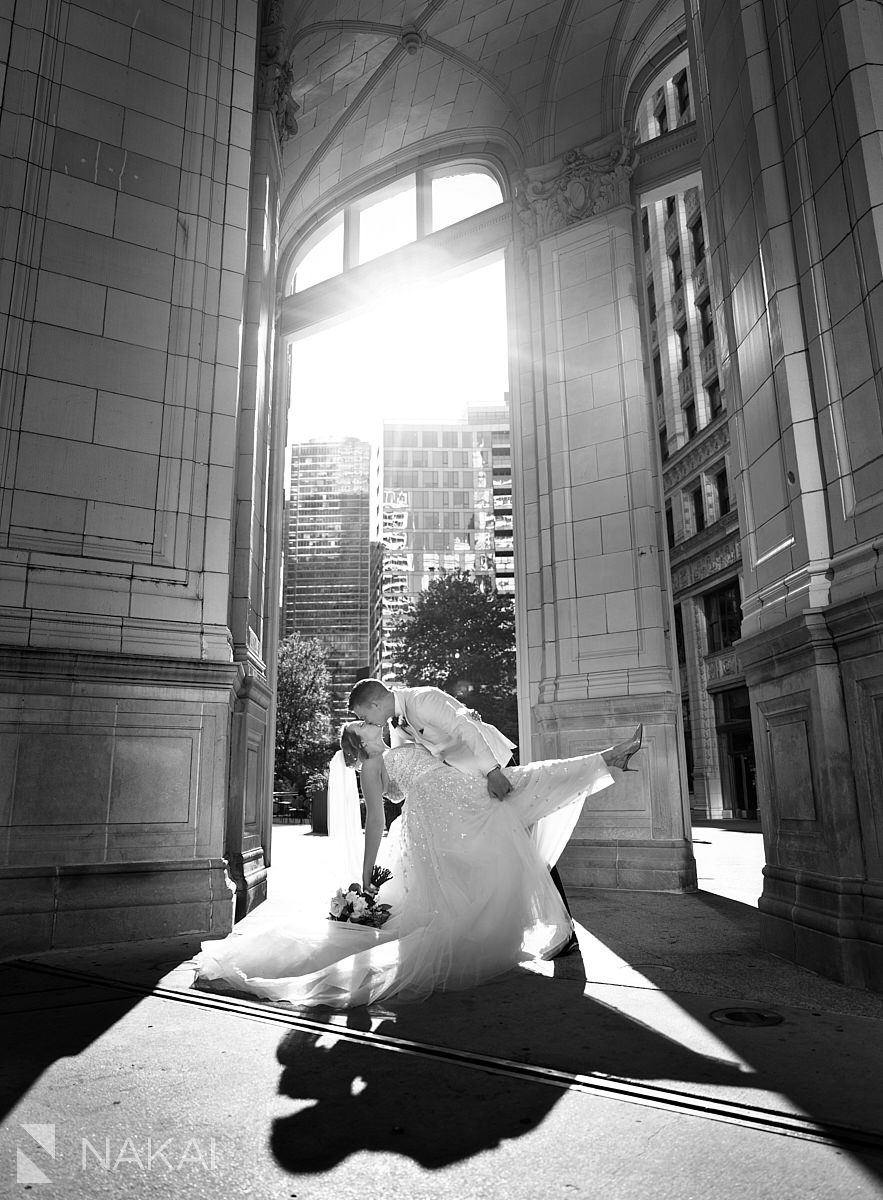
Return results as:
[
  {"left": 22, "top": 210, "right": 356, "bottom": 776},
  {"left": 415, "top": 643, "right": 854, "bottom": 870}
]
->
[{"left": 194, "top": 722, "right": 642, "bottom": 1009}]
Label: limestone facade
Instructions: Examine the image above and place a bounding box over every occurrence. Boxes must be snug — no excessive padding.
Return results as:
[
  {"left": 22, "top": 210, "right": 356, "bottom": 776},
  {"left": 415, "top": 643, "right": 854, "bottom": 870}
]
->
[
  {"left": 636, "top": 58, "right": 752, "bottom": 823},
  {"left": 687, "top": 0, "right": 883, "bottom": 987},
  {"left": 0, "top": 1, "right": 881, "bottom": 989}
]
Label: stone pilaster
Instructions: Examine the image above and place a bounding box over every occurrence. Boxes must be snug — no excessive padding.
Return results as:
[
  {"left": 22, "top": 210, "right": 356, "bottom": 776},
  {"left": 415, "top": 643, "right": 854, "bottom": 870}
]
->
[
  {"left": 224, "top": 2, "right": 294, "bottom": 910},
  {"left": 511, "top": 135, "right": 695, "bottom": 892},
  {"left": 742, "top": 603, "right": 883, "bottom": 990},
  {"left": 680, "top": 594, "right": 724, "bottom": 819}
]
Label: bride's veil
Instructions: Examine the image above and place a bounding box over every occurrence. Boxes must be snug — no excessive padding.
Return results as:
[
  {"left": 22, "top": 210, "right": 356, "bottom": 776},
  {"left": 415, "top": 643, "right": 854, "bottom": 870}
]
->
[{"left": 326, "top": 748, "right": 363, "bottom": 881}]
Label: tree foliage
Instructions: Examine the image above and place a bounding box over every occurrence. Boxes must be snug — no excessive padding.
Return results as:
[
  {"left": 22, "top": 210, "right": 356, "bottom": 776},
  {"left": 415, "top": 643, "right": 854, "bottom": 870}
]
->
[
  {"left": 391, "top": 571, "right": 518, "bottom": 747},
  {"left": 274, "top": 632, "right": 335, "bottom": 790}
]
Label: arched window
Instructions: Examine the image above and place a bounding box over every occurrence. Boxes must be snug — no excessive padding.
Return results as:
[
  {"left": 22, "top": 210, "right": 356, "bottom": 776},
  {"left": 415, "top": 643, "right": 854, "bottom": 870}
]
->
[
  {"left": 633, "top": 50, "right": 692, "bottom": 145},
  {"left": 287, "top": 164, "right": 503, "bottom": 294}
]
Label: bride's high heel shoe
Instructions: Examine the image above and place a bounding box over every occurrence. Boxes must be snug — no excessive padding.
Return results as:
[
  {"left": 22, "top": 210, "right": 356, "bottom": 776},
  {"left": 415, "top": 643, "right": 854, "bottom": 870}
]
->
[{"left": 604, "top": 724, "right": 643, "bottom": 772}]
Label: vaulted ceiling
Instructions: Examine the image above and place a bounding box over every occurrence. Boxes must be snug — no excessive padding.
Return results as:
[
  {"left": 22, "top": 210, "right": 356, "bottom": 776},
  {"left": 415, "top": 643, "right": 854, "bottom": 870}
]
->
[{"left": 275, "top": 0, "right": 687, "bottom": 251}]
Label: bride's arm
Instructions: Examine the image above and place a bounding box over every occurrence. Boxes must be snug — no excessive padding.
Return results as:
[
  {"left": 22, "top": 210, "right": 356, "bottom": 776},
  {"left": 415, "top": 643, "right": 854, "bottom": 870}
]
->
[{"left": 359, "top": 757, "right": 387, "bottom": 891}]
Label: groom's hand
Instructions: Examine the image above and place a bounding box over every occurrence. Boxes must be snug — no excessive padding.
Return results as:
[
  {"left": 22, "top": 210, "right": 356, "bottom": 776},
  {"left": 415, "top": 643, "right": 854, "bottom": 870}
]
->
[{"left": 486, "top": 766, "right": 512, "bottom": 800}]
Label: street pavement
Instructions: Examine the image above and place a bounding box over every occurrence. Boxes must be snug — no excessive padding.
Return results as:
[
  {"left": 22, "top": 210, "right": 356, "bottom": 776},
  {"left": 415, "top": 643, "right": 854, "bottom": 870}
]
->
[{"left": 2, "top": 820, "right": 883, "bottom": 1199}]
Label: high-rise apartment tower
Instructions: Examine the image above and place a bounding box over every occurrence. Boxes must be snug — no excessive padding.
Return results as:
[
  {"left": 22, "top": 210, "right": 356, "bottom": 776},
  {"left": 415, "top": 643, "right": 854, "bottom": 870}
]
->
[{"left": 283, "top": 439, "right": 382, "bottom": 724}]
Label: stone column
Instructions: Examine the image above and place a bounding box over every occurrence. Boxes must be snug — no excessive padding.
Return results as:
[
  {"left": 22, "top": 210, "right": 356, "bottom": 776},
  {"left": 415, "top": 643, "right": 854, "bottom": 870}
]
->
[
  {"left": 688, "top": 0, "right": 883, "bottom": 986},
  {"left": 511, "top": 137, "right": 696, "bottom": 892},
  {"left": 0, "top": 0, "right": 260, "bottom": 952},
  {"left": 679, "top": 594, "right": 725, "bottom": 819},
  {"left": 223, "top": 8, "right": 294, "bottom": 916}
]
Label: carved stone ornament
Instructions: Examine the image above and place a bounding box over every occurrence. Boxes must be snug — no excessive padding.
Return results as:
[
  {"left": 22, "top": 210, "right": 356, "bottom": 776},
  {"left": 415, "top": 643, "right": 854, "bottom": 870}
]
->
[
  {"left": 515, "top": 133, "right": 638, "bottom": 248},
  {"left": 259, "top": 4, "right": 299, "bottom": 145},
  {"left": 671, "top": 539, "right": 740, "bottom": 594},
  {"left": 664, "top": 425, "right": 729, "bottom": 489},
  {"left": 705, "top": 647, "right": 743, "bottom": 683}
]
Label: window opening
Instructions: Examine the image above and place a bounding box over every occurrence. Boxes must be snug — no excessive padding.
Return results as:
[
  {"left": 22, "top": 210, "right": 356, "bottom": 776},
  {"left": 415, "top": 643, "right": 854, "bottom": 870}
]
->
[
  {"left": 357, "top": 176, "right": 417, "bottom": 265},
  {"left": 288, "top": 165, "right": 503, "bottom": 294},
  {"left": 705, "top": 580, "right": 742, "bottom": 651}
]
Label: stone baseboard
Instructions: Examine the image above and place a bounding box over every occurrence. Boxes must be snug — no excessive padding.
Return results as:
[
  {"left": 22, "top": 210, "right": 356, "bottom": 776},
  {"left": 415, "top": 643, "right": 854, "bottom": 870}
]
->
[
  {"left": 558, "top": 837, "right": 698, "bottom": 892},
  {"left": 0, "top": 858, "right": 236, "bottom": 960},
  {"left": 759, "top": 867, "right": 883, "bottom": 991},
  {"left": 226, "top": 846, "right": 269, "bottom": 921}
]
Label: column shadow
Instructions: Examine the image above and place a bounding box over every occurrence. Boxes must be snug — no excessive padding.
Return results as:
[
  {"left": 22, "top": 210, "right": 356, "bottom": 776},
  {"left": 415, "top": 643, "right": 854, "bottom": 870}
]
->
[
  {"left": 0, "top": 939, "right": 203, "bottom": 1124},
  {"left": 270, "top": 969, "right": 751, "bottom": 1173},
  {"left": 269, "top": 888, "right": 883, "bottom": 1178}
]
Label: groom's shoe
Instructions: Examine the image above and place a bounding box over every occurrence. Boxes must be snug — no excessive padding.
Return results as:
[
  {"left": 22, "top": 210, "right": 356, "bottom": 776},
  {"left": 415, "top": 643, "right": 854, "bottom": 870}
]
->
[{"left": 551, "top": 929, "right": 581, "bottom": 958}]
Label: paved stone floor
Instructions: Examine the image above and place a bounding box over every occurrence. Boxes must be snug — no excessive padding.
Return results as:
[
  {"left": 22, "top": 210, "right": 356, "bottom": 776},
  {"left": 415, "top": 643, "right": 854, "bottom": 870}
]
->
[{"left": 3, "top": 822, "right": 883, "bottom": 1199}]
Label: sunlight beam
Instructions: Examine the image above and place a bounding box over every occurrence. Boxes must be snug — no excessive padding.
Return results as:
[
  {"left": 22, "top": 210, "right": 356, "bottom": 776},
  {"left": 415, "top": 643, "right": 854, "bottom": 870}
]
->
[{"left": 286, "top": 257, "right": 509, "bottom": 472}]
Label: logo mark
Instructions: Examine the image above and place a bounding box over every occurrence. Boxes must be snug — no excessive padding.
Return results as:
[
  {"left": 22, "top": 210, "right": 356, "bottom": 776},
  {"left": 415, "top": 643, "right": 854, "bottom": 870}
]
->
[{"left": 17, "top": 1124, "right": 56, "bottom": 1185}]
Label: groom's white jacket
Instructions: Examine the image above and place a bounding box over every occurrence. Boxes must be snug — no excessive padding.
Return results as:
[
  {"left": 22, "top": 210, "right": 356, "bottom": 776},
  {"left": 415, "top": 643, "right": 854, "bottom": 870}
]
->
[{"left": 390, "top": 686, "right": 516, "bottom": 777}]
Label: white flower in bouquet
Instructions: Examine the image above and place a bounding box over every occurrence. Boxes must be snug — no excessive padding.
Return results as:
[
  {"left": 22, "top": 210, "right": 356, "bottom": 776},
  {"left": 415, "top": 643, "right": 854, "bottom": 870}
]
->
[{"left": 328, "top": 867, "right": 394, "bottom": 927}]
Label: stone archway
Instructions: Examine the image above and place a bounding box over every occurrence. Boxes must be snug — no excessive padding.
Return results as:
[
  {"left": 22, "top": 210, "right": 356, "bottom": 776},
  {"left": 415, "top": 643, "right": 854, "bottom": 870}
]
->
[
  {"left": 272, "top": 149, "right": 696, "bottom": 900},
  {"left": 0, "top": 0, "right": 697, "bottom": 957}
]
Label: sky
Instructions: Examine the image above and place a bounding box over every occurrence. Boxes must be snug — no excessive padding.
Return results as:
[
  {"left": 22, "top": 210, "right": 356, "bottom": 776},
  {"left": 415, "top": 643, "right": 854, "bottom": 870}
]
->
[{"left": 285, "top": 255, "right": 510, "bottom": 459}]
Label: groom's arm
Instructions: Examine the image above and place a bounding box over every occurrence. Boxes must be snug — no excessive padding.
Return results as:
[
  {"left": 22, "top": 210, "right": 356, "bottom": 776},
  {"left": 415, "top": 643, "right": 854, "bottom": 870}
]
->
[{"left": 410, "top": 688, "right": 503, "bottom": 777}]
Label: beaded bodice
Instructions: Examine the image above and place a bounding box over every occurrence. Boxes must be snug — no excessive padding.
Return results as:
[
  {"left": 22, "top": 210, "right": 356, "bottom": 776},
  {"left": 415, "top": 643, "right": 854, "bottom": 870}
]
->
[{"left": 382, "top": 743, "right": 447, "bottom": 802}]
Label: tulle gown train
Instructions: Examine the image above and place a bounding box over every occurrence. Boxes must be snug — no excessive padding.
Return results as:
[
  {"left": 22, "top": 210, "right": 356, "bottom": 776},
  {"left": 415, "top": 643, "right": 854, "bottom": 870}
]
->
[{"left": 195, "top": 744, "right": 614, "bottom": 1009}]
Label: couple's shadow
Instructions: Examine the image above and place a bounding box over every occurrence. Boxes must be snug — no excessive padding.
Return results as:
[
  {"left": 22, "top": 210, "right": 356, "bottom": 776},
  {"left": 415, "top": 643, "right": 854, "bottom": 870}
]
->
[{"left": 269, "top": 963, "right": 749, "bottom": 1172}]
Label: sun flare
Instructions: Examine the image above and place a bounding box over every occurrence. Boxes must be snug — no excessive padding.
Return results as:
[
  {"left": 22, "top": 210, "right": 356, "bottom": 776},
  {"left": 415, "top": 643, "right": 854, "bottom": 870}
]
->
[{"left": 286, "top": 256, "right": 509, "bottom": 469}]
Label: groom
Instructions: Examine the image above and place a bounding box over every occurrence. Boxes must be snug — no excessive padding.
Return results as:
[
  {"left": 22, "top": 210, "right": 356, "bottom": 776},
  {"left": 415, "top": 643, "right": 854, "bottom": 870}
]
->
[
  {"left": 347, "top": 678, "right": 580, "bottom": 955},
  {"left": 348, "top": 677, "right": 516, "bottom": 798}
]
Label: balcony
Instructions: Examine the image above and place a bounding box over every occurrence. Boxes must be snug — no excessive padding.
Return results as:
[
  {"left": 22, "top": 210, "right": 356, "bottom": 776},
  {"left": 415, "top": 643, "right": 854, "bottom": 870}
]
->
[
  {"left": 672, "top": 285, "right": 686, "bottom": 325},
  {"left": 679, "top": 365, "right": 694, "bottom": 401},
  {"left": 692, "top": 256, "right": 708, "bottom": 300},
  {"left": 684, "top": 187, "right": 701, "bottom": 224},
  {"left": 649, "top": 318, "right": 658, "bottom": 349},
  {"left": 700, "top": 341, "right": 718, "bottom": 383}
]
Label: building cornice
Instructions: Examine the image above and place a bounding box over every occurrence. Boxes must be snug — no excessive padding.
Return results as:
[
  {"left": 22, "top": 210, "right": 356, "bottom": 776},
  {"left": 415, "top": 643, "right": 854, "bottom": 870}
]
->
[
  {"left": 670, "top": 513, "right": 742, "bottom": 597},
  {"left": 631, "top": 123, "right": 701, "bottom": 197},
  {"left": 662, "top": 413, "right": 730, "bottom": 492}
]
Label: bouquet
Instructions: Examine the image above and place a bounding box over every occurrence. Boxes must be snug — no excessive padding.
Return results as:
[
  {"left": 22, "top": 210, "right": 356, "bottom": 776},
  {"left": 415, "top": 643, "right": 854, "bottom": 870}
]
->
[{"left": 328, "top": 866, "right": 393, "bottom": 928}]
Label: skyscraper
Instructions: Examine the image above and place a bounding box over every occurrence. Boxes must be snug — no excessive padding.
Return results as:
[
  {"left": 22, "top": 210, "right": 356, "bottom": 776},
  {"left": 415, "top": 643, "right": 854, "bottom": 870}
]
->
[
  {"left": 381, "top": 403, "right": 514, "bottom": 678},
  {"left": 283, "top": 439, "right": 382, "bottom": 724}
]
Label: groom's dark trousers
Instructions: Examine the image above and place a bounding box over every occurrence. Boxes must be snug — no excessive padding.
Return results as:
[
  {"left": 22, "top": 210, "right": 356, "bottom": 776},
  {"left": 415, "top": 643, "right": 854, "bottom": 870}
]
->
[
  {"left": 501, "top": 753, "right": 572, "bottom": 916},
  {"left": 548, "top": 865, "right": 572, "bottom": 914}
]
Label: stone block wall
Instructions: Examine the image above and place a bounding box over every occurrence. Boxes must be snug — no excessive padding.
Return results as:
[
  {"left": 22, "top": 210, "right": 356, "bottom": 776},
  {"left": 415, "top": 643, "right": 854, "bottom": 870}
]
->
[
  {"left": 512, "top": 174, "right": 695, "bottom": 892},
  {"left": 0, "top": 0, "right": 263, "bottom": 954},
  {"left": 689, "top": 0, "right": 883, "bottom": 986}
]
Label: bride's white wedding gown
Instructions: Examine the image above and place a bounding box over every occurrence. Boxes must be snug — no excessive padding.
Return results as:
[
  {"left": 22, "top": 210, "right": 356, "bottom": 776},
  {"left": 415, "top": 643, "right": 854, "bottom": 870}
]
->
[{"left": 195, "top": 744, "right": 614, "bottom": 1008}]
